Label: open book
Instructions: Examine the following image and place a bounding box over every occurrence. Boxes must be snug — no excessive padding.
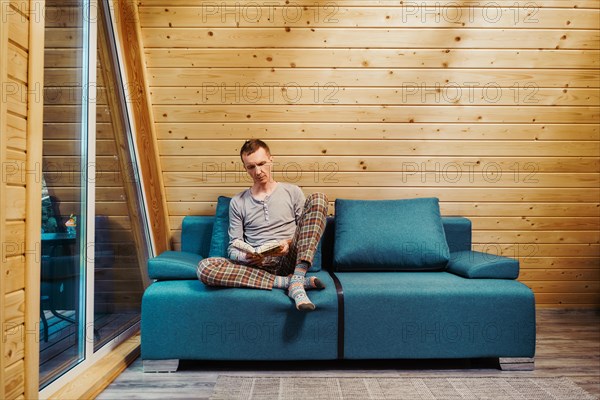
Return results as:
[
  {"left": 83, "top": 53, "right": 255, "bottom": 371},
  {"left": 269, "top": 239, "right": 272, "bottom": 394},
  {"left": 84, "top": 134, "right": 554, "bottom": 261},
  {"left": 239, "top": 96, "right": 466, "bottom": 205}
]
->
[{"left": 231, "top": 239, "right": 283, "bottom": 256}]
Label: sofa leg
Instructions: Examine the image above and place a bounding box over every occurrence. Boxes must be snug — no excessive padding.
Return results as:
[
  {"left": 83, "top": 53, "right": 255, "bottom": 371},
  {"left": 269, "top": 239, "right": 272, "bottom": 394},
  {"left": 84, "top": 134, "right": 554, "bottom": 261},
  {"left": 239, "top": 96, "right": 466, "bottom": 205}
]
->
[
  {"left": 499, "top": 357, "right": 535, "bottom": 371},
  {"left": 143, "top": 359, "right": 180, "bottom": 373}
]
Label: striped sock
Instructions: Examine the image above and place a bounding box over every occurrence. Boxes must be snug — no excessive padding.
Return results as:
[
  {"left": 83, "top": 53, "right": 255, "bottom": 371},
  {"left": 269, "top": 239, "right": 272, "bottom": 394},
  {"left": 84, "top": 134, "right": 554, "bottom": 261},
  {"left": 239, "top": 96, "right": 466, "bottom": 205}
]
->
[
  {"left": 273, "top": 275, "right": 325, "bottom": 290},
  {"left": 288, "top": 262, "right": 315, "bottom": 311}
]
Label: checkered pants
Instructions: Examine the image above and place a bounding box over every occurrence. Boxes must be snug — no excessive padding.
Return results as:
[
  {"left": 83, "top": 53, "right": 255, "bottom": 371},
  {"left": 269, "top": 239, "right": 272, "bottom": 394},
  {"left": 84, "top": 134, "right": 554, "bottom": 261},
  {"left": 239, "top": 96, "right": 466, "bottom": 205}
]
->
[{"left": 197, "top": 192, "right": 328, "bottom": 290}]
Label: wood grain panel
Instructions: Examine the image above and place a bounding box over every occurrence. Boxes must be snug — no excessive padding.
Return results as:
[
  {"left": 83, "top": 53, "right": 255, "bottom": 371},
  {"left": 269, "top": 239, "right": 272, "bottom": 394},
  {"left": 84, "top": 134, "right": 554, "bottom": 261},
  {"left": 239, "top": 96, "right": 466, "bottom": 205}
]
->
[
  {"left": 43, "top": 122, "right": 113, "bottom": 139},
  {"left": 152, "top": 105, "right": 599, "bottom": 123},
  {"left": 151, "top": 87, "right": 600, "bottom": 106},
  {"left": 43, "top": 172, "right": 123, "bottom": 187},
  {"left": 469, "top": 217, "right": 600, "bottom": 231},
  {"left": 139, "top": 6, "right": 600, "bottom": 29},
  {"left": 4, "top": 290, "right": 25, "bottom": 328},
  {"left": 4, "top": 221, "right": 25, "bottom": 258},
  {"left": 4, "top": 186, "right": 26, "bottom": 220},
  {"left": 147, "top": 68, "right": 600, "bottom": 87},
  {"left": 44, "top": 48, "right": 82, "bottom": 68},
  {"left": 43, "top": 139, "right": 116, "bottom": 155},
  {"left": 535, "top": 293, "right": 599, "bottom": 306},
  {"left": 3, "top": 322, "right": 24, "bottom": 367},
  {"left": 8, "top": 6, "right": 28, "bottom": 50},
  {"left": 145, "top": 49, "right": 600, "bottom": 69},
  {"left": 5, "top": 79, "right": 27, "bottom": 117},
  {"left": 4, "top": 149, "right": 26, "bottom": 186},
  {"left": 141, "top": 28, "right": 599, "bottom": 49},
  {"left": 160, "top": 155, "right": 599, "bottom": 173},
  {"left": 136, "top": 0, "right": 600, "bottom": 7},
  {"left": 155, "top": 122, "right": 600, "bottom": 141},
  {"left": 520, "top": 257, "right": 600, "bottom": 269},
  {"left": 6, "top": 43, "right": 28, "bottom": 82},
  {"left": 474, "top": 231, "right": 600, "bottom": 244},
  {"left": 162, "top": 171, "right": 599, "bottom": 188},
  {"left": 157, "top": 139, "right": 600, "bottom": 157},
  {"left": 44, "top": 6, "right": 83, "bottom": 28},
  {"left": 4, "top": 359, "right": 24, "bottom": 400},
  {"left": 2, "top": 256, "right": 26, "bottom": 295},
  {"left": 6, "top": 114, "right": 27, "bottom": 151},
  {"left": 526, "top": 280, "right": 600, "bottom": 293},
  {"left": 520, "top": 269, "right": 600, "bottom": 281},
  {"left": 0, "top": 1, "right": 7, "bottom": 386},
  {"left": 166, "top": 187, "right": 600, "bottom": 203},
  {"left": 43, "top": 27, "right": 83, "bottom": 48}
]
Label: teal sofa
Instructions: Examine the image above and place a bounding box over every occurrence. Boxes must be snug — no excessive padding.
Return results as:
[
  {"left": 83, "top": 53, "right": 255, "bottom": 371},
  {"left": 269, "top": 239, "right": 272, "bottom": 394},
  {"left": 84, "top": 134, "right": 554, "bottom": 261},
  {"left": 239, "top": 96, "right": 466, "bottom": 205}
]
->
[{"left": 141, "top": 198, "right": 536, "bottom": 372}]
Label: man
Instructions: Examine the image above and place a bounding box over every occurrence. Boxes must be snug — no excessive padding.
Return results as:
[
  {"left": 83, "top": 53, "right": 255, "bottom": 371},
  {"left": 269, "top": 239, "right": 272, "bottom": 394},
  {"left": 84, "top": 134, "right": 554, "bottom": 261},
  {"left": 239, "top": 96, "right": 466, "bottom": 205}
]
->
[{"left": 197, "top": 139, "right": 328, "bottom": 311}]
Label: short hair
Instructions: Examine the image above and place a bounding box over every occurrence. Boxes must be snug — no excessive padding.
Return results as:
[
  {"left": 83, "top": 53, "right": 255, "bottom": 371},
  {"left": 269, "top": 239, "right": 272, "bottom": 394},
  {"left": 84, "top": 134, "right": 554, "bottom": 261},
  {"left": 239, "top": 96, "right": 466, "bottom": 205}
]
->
[{"left": 240, "top": 139, "right": 270, "bottom": 160}]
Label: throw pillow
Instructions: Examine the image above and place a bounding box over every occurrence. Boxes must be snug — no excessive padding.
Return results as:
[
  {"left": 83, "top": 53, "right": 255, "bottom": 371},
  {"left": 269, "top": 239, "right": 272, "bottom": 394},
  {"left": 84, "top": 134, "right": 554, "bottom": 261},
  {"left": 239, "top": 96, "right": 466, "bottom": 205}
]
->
[{"left": 333, "top": 197, "right": 450, "bottom": 271}]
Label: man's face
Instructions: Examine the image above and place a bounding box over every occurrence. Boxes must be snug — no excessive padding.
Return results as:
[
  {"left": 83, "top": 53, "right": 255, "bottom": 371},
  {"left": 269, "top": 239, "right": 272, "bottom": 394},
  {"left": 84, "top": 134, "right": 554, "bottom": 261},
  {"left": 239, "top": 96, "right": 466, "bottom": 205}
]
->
[{"left": 242, "top": 147, "right": 273, "bottom": 185}]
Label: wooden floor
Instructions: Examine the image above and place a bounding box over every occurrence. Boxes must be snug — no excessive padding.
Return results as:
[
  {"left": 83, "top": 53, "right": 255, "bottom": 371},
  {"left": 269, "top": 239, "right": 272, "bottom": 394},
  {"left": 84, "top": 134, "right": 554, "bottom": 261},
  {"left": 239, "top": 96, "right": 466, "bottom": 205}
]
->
[{"left": 97, "top": 309, "right": 600, "bottom": 399}]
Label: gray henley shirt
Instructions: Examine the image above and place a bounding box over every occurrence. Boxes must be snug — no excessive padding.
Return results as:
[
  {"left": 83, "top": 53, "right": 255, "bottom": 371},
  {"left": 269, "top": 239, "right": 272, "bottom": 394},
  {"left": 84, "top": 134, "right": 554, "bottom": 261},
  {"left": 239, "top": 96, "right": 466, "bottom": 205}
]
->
[{"left": 227, "top": 182, "right": 305, "bottom": 259}]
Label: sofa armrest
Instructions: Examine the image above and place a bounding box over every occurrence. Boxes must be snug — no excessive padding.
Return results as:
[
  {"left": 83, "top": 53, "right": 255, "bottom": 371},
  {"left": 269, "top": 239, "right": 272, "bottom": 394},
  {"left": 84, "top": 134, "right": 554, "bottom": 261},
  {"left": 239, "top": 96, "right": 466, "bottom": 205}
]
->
[
  {"left": 148, "top": 251, "right": 203, "bottom": 280},
  {"left": 447, "top": 250, "right": 519, "bottom": 279}
]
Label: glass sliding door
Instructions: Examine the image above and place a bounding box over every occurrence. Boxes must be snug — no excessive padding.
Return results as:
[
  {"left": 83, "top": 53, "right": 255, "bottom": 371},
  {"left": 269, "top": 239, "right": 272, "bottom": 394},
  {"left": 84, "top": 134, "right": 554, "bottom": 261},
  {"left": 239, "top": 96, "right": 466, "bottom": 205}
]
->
[
  {"left": 40, "top": 0, "right": 89, "bottom": 388},
  {"left": 39, "top": 0, "right": 151, "bottom": 393},
  {"left": 93, "top": 1, "right": 149, "bottom": 351}
]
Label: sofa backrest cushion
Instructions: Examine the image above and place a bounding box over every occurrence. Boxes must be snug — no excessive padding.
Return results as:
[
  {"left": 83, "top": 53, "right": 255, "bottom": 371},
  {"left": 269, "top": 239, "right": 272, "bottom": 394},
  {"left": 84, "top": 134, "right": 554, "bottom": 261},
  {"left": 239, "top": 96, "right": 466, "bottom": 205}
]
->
[
  {"left": 205, "top": 195, "right": 322, "bottom": 272},
  {"left": 442, "top": 217, "right": 472, "bottom": 253},
  {"left": 181, "top": 216, "right": 214, "bottom": 256},
  {"left": 333, "top": 197, "right": 450, "bottom": 271},
  {"left": 208, "top": 196, "right": 232, "bottom": 258}
]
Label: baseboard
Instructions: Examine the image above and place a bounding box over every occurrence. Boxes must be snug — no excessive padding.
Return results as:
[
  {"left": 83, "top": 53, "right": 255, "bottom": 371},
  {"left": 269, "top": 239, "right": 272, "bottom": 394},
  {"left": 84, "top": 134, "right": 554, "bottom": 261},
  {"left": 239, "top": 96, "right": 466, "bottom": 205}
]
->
[{"left": 47, "top": 333, "right": 140, "bottom": 400}]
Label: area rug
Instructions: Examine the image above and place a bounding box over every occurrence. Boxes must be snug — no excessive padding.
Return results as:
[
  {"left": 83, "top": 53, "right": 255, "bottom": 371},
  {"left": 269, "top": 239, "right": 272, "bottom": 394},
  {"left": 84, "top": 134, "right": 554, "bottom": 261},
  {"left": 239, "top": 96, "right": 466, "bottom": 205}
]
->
[{"left": 210, "top": 376, "right": 598, "bottom": 400}]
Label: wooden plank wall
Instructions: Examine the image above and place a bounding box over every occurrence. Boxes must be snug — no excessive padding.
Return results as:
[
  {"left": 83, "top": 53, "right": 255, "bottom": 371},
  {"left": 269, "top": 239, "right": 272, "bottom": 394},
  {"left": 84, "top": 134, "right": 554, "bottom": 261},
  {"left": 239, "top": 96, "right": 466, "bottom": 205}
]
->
[
  {"left": 1, "top": 0, "right": 45, "bottom": 398},
  {"left": 2, "top": 1, "right": 28, "bottom": 398},
  {"left": 136, "top": 0, "right": 600, "bottom": 308}
]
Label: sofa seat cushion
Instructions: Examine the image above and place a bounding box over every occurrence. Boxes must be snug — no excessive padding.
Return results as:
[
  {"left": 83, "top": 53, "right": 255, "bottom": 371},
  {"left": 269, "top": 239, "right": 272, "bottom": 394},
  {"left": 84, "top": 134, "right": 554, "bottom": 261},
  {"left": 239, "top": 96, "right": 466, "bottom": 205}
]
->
[
  {"left": 336, "top": 272, "right": 535, "bottom": 359},
  {"left": 333, "top": 198, "right": 450, "bottom": 271},
  {"left": 141, "top": 271, "right": 338, "bottom": 361},
  {"left": 447, "top": 251, "right": 519, "bottom": 279},
  {"left": 147, "top": 251, "right": 203, "bottom": 280}
]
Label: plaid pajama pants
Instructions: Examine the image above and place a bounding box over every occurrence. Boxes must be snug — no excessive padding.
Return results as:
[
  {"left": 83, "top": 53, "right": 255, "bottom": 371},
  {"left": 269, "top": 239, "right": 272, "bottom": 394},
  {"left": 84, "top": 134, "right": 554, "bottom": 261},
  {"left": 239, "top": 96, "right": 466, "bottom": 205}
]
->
[{"left": 197, "top": 192, "right": 328, "bottom": 290}]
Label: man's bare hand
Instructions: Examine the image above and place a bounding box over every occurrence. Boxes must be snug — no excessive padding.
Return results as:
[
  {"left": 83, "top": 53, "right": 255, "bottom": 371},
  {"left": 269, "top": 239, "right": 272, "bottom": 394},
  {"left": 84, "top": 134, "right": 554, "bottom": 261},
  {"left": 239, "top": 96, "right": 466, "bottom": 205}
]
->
[
  {"left": 270, "top": 239, "right": 292, "bottom": 257},
  {"left": 245, "top": 252, "right": 264, "bottom": 266}
]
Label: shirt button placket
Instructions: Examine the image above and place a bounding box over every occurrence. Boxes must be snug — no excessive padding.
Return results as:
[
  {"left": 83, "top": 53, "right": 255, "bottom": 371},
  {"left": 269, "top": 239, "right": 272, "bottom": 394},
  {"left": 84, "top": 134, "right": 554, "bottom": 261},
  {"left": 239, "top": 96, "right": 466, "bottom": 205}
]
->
[{"left": 263, "top": 201, "right": 269, "bottom": 221}]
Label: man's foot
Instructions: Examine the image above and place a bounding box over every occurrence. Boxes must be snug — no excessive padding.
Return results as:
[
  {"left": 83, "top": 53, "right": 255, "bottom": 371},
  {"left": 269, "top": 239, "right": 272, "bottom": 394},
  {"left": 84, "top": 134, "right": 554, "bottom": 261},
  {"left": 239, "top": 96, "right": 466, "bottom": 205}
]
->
[
  {"left": 288, "top": 277, "right": 315, "bottom": 311},
  {"left": 305, "top": 276, "right": 326, "bottom": 290}
]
